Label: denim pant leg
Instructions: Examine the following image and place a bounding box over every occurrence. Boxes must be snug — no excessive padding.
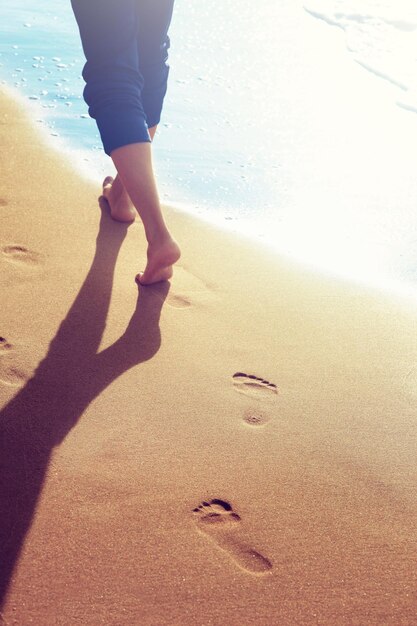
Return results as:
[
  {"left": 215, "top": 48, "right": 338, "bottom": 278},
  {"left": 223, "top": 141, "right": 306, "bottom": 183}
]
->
[
  {"left": 71, "top": 0, "right": 151, "bottom": 155},
  {"left": 136, "top": 0, "right": 175, "bottom": 129}
]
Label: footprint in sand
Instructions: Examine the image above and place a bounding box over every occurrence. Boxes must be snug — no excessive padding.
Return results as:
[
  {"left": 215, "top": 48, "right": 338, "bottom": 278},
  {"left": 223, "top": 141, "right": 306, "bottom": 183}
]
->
[
  {"left": 144, "top": 286, "right": 192, "bottom": 309},
  {"left": 400, "top": 364, "right": 417, "bottom": 401},
  {"left": 0, "top": 336, "right": 13, "bottom": 353},
  {"left": 1, "top": 244, "right": 41, "bottom": 266},
  {"left": 0, "top": 338, "right": 30, "bottom": 387},
  {"left": 193, "top": 499, "right": 272, "bottom": 575},
  {"left": 233, "top": 373, "right": 277, "bottom": 427},
  {"left": 233, "top": 372, "right": 277, "bottom": 397},
  {"left": 145, "top": 265, "right": 214, "bottom": 309},
  {"left": 0, "top": 365, "right": 29, "bottom": 387},
  {"left": 242, "top": 409, "right": 271, "bottom": 427},
  {"left": 165, "top": 293, "right": 193, "bottom": 309}
]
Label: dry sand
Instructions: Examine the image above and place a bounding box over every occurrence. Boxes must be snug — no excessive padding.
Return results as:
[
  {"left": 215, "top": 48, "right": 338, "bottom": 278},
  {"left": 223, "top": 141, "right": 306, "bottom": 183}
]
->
[{"left": 0, "top": 90, "right": 416, "bottom": 625}]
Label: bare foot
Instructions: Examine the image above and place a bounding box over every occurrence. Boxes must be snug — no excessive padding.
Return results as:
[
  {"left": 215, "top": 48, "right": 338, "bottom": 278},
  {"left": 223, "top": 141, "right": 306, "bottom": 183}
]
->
[
  {"left": 102, "top": 175, "right": 136, "bottom": 223},
  {"left": 136, "top": 235, "right": 181, "bottom": 285}
]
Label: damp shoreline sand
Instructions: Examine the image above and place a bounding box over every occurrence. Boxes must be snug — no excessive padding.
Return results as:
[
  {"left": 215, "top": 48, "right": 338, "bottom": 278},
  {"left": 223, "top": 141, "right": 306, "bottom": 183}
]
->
[{"left": 1, "top": 90, "right": 417, "bottom": 625}]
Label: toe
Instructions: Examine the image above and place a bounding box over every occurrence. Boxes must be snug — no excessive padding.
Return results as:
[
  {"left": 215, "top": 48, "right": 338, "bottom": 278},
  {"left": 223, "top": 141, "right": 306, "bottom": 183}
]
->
[
  {"left": 103, "top": 176, "right": 114, "bottom": 188},
  {"left": 102, "top": 176, "right": 114, "bottom": 196}
]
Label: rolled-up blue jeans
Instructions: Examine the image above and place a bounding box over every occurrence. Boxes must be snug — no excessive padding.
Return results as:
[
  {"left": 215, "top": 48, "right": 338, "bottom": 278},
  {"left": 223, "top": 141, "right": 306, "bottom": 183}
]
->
[{"left": 71, "top": 0, "right": 175, "bottom": 155}]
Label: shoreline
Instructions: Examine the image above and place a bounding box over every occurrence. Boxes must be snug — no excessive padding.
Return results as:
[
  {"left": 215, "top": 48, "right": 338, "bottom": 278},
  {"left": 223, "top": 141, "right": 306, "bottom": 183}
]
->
[
  {"left": 3, "top": 81, "right": 417, "bottom": 304},
  {"left": 3, "top": 1, "right": 417, "bottom": 303},
  {"left": 5, "top": 4, "right": 417, "bottom": 299},
  {"left": 1, "top": 89, "right": 417, "bottom": 625}
]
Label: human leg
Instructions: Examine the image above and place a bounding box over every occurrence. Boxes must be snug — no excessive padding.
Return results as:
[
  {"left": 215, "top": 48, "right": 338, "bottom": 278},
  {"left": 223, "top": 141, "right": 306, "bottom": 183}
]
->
[
  {"left": 102, "top": 1, "right": 179, "bottom": 282},
  {"left": 110, "top": 141, "right": 180, "bottom": 285},
  {"left": 71, "top": 0, "right": 180, "bottom": 283},
  {"left": 136, "top": 0, "right": 175, "bottom": 129},
  {"left": 71, "top": 0, "right": 151, "bottom": 154},
  {"left": 103, "top": 0, "right": 175, "bottom": 222},
  {"left": 102, "top": 125, "right": 157, "bottom": 223}
]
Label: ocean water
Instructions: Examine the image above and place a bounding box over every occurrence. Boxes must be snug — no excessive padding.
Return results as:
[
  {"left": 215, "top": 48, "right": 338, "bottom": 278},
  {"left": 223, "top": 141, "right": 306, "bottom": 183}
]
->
[{"left": 1, "top": 0, "right": 417, "bottom": 298}]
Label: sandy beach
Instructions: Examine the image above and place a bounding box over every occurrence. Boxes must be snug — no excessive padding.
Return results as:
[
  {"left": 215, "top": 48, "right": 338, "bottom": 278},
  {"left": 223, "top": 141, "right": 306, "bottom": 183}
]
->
[{"left": 1, "top": 90, "right": 417, "bottom": 625}]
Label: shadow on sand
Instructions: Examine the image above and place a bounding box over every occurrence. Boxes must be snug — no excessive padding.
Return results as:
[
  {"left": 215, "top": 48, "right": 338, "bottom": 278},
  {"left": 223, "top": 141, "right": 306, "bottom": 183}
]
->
[{"left": 0, "top": 199, "right": 168, "bottom": 609}]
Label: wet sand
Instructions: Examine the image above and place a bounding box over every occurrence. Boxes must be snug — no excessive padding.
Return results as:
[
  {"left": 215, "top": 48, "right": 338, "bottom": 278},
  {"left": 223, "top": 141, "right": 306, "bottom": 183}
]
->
[{"left": 0, "top": 91, "right": 416, "bottom": 625}]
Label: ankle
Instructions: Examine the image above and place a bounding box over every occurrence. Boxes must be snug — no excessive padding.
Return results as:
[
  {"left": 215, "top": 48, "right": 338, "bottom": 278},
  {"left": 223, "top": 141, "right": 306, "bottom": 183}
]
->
[{"left": 145, "top": 224, "right": 172, "bottom": 246}]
